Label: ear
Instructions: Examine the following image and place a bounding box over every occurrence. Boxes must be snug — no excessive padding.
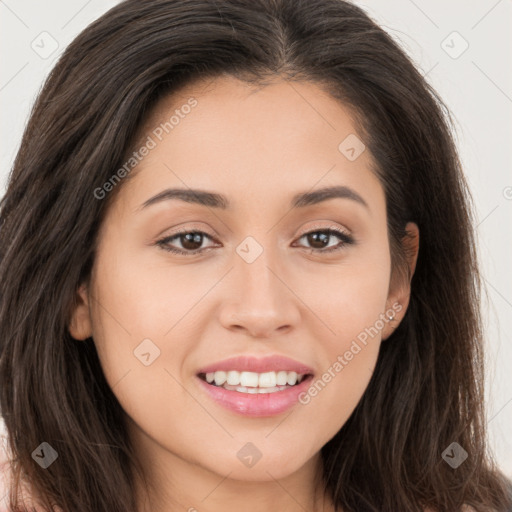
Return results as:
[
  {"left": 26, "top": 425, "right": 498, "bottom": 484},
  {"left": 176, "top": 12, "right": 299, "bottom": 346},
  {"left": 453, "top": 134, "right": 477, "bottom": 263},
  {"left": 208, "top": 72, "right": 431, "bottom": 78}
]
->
[
  {"left": 382, "top": 222, "right": 419, "bottom": 340},
  {"left": 69, "top": 282, "right": 93, "bottom": 340}
]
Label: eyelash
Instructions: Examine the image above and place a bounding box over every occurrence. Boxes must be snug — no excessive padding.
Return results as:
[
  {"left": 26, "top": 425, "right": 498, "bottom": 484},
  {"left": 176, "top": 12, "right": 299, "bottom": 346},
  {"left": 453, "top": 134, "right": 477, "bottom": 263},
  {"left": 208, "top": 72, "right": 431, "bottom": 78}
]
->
[{"left": 155, "top": 227, "right": 355, "bottom": 256}]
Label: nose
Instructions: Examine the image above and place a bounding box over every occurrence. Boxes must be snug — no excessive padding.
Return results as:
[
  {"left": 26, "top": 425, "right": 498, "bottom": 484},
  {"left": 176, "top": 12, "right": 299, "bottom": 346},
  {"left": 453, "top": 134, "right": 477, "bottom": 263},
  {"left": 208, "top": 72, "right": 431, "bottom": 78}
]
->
[{"left": 218, "top": 244, "right": 301, "bottom": 339}]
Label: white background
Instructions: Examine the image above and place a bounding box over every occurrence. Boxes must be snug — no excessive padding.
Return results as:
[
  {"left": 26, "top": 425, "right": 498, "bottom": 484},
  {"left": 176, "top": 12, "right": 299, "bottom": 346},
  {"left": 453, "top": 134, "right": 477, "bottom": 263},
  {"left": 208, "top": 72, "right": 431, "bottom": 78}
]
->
[{"left": 1, "top": 0, "right": 511, "bottom": 477}]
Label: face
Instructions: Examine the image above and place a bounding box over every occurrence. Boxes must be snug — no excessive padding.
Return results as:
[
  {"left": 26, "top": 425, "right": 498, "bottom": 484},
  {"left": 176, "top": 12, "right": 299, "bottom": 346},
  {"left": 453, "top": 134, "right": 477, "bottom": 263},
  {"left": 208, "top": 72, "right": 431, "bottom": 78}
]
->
[{"left": 70, "top": 76, "right": 418, "bottom": 491}]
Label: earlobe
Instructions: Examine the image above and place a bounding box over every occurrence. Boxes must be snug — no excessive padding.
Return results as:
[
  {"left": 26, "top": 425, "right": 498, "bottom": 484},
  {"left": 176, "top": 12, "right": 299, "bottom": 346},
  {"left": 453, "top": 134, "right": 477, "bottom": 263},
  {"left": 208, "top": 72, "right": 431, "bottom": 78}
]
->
[{"left": 68, "top": 283, "right": 93, "bottom": 341}]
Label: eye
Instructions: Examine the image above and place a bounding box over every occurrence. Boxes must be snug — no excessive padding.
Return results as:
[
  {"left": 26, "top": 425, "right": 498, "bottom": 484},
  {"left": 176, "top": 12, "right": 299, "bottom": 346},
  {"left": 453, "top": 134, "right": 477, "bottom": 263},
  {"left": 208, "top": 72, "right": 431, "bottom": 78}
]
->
[
  {"left": 294, "top": 228, "right": 355, "bottom": 253},
  {"left": 155, "top": 226, "right": 355, "bottom": 256},
  {"left": 156, "top": 229, "right": 218, "bottom": 256}
]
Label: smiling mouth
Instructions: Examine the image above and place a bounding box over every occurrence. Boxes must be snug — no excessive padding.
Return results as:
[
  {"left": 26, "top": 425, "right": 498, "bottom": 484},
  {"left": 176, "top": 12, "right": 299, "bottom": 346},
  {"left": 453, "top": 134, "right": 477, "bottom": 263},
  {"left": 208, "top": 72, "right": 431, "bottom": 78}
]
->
[{"left": 197, "top": 370, "right": 314, "bottom": 394}]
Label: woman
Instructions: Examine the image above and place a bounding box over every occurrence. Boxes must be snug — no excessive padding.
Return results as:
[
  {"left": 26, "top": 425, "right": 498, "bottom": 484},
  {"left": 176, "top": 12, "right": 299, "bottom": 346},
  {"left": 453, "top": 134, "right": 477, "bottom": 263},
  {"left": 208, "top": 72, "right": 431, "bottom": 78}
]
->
[{"left": 0, "top": 0, "right": 511, "bottom": 510}]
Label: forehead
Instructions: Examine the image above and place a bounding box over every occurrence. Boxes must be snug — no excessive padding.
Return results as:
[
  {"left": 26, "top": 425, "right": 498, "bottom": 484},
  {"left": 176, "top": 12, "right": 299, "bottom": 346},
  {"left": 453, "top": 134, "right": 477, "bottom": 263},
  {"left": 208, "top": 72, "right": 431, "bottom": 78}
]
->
[
  {"left": 115, "top": 75, "right": 384, "bottom": 216},
  {"left": 141, "top": 75, "right": 362, "bottom": 145}
]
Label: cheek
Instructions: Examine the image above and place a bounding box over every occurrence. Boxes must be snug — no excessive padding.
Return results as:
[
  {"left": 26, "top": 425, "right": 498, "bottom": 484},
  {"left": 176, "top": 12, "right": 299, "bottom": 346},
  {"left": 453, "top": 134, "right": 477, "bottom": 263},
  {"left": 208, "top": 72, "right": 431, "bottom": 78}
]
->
[
  {"left": 96, "top": 245, "right": 214, "bottom": 339},
  {"left": 87, "top": 256, "right": 196, "bottom": 456},
  {"left": 89, "top": 238, "right": 200, "bottom": 355},
  {"left": 86, "top": 240, "right": 208, "bottom": 422},
  {"left": 304, "top": 246, "right": 391, "bottom": 348},
  {"left": 297, "top": 249, "right": 391, "bottom": 426},
  {"left": 299, "top": 300, "right": 384, "bottom": 438}
]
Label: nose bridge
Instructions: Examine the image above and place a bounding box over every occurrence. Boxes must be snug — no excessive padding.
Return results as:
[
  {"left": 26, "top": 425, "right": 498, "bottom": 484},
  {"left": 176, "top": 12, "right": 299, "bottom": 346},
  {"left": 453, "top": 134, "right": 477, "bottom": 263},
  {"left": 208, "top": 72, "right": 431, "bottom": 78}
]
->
[
  {"left": 219, "top": 232, "right": 300, "bottom": 336},
  {"left": 235, "top": 234, "right": 283, "bottom": 308}
]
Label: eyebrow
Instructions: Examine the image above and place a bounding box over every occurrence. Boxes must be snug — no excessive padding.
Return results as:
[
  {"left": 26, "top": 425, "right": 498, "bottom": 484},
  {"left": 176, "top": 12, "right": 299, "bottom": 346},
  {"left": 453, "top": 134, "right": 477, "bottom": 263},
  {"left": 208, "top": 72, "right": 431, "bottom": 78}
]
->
[{"left": 139, "top": 185, "right": 369, "bottom": 211}]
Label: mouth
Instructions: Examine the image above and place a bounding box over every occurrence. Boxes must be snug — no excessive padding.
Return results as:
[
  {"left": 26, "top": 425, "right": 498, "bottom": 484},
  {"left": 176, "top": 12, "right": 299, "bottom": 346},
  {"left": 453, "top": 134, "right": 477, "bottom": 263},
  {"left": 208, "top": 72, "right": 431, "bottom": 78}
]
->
[
  {"left": 197, "top": 370, "right": 314, "bottom": 394},
  {"left": 194, "top": 355, "right": 315, "bottom": 416}
]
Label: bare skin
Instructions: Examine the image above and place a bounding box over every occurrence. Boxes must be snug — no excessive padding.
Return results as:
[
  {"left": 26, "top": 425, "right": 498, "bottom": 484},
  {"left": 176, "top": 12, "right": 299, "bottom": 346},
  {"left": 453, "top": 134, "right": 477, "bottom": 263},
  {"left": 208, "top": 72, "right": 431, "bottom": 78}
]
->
[{"left": 69, "top": 75, "right": 419, "bottom": 512}]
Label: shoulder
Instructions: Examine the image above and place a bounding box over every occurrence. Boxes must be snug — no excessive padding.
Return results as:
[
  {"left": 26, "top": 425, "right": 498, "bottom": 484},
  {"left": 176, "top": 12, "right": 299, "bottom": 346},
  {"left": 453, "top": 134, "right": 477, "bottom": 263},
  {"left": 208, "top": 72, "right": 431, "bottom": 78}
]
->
[
  {"left": 425, "top": 506, "right": 489, "bottom": 512},
  {"left": 0, "top": 430, "right": 11, "bottom": 511},
  {"left": 0, "top": 429, "right": 53, "bottom": 512},
  {"left": 424, "top": 506, "right": 478, "bottom": 512}
]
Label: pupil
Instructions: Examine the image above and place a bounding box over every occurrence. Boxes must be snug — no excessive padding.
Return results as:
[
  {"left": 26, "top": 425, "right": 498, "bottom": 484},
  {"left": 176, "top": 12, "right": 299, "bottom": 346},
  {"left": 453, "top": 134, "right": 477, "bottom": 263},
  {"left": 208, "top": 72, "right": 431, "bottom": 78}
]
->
[
  {"left": 308, "top": 232, "right": 329, "bottom": 249},
  {"left": 182, "top": 232, "right": 202, "bottom": 250}
]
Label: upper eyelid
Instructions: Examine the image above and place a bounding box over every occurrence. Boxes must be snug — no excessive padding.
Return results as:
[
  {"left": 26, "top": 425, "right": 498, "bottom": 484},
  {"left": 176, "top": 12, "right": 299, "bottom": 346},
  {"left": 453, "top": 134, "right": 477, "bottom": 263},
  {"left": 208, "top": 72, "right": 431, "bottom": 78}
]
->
[
  {"left": 162, "top": 224, "right": 350, "bottom": 240},
  {"left": 159, "top": 225, "right": 351, "bottom": 248},
  {"left": 302, "top": 222, "right": 350, "bottom": 234}
]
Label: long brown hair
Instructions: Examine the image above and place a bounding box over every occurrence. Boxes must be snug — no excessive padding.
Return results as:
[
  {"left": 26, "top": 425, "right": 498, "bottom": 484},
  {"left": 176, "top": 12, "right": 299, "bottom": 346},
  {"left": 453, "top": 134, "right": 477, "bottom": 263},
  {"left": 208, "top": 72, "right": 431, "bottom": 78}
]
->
[{"left": 1, "top": 0, "right": 511, "bottom": 510}]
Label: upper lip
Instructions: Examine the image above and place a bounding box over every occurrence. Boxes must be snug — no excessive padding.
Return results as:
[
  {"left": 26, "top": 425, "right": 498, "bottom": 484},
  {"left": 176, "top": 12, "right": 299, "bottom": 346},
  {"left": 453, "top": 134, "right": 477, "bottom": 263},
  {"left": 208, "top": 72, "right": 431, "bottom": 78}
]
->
[{"left": 197, "top": 355, "right": 314, "bottom": 375}]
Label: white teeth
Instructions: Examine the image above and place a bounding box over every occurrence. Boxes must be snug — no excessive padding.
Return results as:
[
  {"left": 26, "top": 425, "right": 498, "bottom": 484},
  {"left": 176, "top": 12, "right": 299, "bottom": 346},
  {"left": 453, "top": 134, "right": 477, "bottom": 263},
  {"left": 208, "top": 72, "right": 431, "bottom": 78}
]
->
[
  {"left": 276, "top": 371, "right": 288, "bottom": 386},
  {"left": 287, "top": 371, "right": 298, "bottom": 386},
  {"left": 226, "top": 370, "right": 240, "bottom": 386},
  {"left": 221, "top": 383, "right": 291, "bottom": 394},
  {"left": 203, "top": 370, "right": 309, "bottom": 390},
  {"left": 258, "top": 371, "right": 276, "bottom": 387},
  {"left": 213, "top": 371, "right": 227, "bottom": 386},
  {"left": 240, "top": 372, "right": 259, "bottom": 387}
]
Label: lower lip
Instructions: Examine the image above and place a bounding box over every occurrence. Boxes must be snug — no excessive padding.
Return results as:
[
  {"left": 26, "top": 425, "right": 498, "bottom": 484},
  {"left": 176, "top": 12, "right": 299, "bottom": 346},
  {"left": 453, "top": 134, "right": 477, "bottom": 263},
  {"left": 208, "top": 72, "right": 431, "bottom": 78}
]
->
[{"left": 196, "top": 375, "right": 314, "bottom": 417}]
